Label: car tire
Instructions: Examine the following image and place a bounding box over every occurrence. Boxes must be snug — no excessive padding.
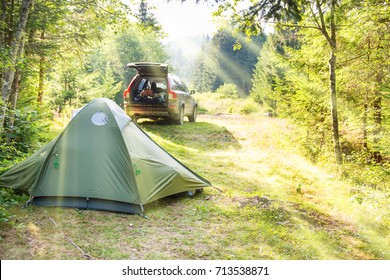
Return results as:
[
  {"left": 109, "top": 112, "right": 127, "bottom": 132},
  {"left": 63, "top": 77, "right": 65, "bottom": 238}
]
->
[
  {"left": 175, "top": 105, "right": 184, "bottom": 125},
  {"left": 188, "top": 105, "right": 197, "bottom": 122}
]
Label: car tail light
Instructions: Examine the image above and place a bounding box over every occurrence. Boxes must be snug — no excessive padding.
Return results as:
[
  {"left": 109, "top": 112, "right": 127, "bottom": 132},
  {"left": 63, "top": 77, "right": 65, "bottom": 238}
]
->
[
  {"left": 168, "top": 90, "right": 177, "bottom": 99},
  {"left": 124, "top": 77, "right": 137, "bottom": 100},
  {"left": 123, "top": 87, "right": 130, "bottom": 99}
]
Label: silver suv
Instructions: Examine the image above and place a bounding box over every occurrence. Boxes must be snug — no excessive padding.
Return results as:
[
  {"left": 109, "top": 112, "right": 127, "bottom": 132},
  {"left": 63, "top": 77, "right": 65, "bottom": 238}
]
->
[{"left": 123, "top": 62, "right": 197, "bottom": 125}]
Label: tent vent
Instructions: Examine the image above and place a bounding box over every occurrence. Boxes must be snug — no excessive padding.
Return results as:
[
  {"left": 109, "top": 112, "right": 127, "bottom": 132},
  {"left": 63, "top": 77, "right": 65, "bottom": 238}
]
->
[{"left": 91, "top": 111, "right": 109, "bottom": 126}]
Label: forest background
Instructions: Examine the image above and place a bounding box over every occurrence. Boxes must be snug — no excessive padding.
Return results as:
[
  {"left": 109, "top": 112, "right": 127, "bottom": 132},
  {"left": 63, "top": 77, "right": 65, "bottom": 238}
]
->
[{"left": 0, "top": 0, "right": 389, "bottom": 245}]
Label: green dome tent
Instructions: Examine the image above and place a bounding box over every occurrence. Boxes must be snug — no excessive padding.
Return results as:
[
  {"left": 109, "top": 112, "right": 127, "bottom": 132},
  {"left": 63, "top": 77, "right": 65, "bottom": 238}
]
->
[{"left": 0, "top": 98, "right": 210, "bottom": 214}]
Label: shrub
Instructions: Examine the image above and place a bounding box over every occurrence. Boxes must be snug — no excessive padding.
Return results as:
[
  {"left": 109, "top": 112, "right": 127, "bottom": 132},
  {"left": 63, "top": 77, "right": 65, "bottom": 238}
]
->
[
  {"left": 194, "top": 92, "right": 263, "bottom": 115},
  {"left": 215, "top": 83, "right": 239, "bottom": 99},
  {"left": 0, "top": 106, "right": 51, "bottom": 166},
  {"left": 0, "top": 188, "right": 27, "bottom": 225},
  {"left": 240, "top": 99, "right": 261, "bottom": 115},
  {"left": 0, "top": 207, "right": 10, "bottom": 224}
]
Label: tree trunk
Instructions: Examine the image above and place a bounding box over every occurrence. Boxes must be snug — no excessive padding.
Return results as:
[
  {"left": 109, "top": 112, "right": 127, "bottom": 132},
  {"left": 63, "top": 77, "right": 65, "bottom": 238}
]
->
[
  {"left": 37, "top": 31, "right": 45, "bottom": 104},
  {"left": 362, "top": 95, "right": 368, "bottom": 150},
  {"left": 0, "top": 0, "right": 6, "bottom": 47},
  {"left": 328, "top": 0, "right": 342, "bottom": 164},
  {"left": 3, "top": 0, "right": 15, "bottom": 49},
  {"left": 7, "top": 36, "right": 26, "bottom": 128},
  {"left": 373, "top": 71, "right": 383, "bottom": 145},
  {"left": 362, "top": 38, "right": 371, "bottom": 151},
  {"left": 329, "top": 50, "right": 342, "bottom": 164},
  {"left": 0, "top": 0, "right": 33, "bottom": 128},
  {"left": 373, "top": 95, "right": 382, "bottom": 143},
  {"left": 313, "top": 0, "right": 342, "bottom": 163},
  {"left": 8, "top": 70, "right": 21, "bottom": 112},
  {"left": 371, "top": 70, "right": 383, "bottom": 163}
]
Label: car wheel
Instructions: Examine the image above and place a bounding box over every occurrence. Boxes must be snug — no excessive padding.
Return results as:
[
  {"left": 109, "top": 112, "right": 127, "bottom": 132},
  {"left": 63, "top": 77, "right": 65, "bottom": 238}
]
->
[
  {"left": 175, "top": 105, "right": 184, "bottom": 125},
  {"left": 188, "top": 105, "right": 197, "bottom": 122}
]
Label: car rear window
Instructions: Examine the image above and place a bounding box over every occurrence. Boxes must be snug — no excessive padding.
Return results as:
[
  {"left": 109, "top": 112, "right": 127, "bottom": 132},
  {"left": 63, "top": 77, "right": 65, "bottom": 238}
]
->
[{"left": 136, "top": 78, "right": 167, "bottom": 92}]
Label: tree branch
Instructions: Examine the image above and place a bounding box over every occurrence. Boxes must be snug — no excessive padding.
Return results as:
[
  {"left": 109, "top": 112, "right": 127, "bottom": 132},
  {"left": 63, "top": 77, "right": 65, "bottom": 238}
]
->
[
  {"left": 315, "top": 0, "right": 333, "bottom": 46},
  {"left": 49, "top": 217, "right": 93, "bottom": 260},
  {"left": 308, "top": 3, "right": 322, "bottom": 31},
  {"left": 264, "top": 21, "right": 321, "bottom": 31},
  {"left": 337, "top": 52, "right": 369, "bottom": 66}
]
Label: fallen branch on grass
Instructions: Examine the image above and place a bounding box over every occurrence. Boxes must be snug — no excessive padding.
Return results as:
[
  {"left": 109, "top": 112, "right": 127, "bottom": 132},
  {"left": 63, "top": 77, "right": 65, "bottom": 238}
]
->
[
  {"left": 49, "top": 217, "right": 93, "bottom": 260},
  {"left": 63, "top": 234, "right": 93, "bottom": 260}
]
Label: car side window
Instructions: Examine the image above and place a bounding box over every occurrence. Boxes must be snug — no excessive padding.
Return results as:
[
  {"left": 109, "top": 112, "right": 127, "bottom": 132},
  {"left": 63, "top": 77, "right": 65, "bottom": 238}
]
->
[
  {"left": 173, "top": 77, "right": 187, "bottom": 93},
  {"left": 172, "top": 80, "right": 178, "bottom": 90},
  {"left": 181, "top": 81, "right": 189, "bottom": 93},
  {"left": 169, "top": 78, "right": 179, "bottom": 90}
]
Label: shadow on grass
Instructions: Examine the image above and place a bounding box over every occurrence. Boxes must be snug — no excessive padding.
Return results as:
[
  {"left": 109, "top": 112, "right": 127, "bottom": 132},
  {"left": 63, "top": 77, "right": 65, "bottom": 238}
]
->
[
  {"left": 138, "top": 118, "right": 242, "bottom": 151},
  {"left": 140, "top": 191, "right": 370, "bottom": 259},
  {"left": 228, "top": 196, "right": 385, "bottom": 259}
]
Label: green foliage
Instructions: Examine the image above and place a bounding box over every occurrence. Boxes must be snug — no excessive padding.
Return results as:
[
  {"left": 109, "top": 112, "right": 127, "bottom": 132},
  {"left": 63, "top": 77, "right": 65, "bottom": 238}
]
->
[
  {"left": 0, "top": 207, "right": 9, "bottom": 224},
  {"left": 0, "top": 48, "right": 11, "bottom": 74},
  {"left": 194, "top": 92, "right": 262, "bottom": 115},
  {"left": 135, "top": 0, "right": 164, "bottom": 36},
  {"left": 335, "top": 2, "right": 390, "bottom": 161},
  {"left": 112, "top": 25, "right": 168, "bottom": 87},
  {"left": 215, "top": 83, "right": 239, "bottom": 99},
  {"left": 213, "top": 0, "right": 303, "bottom": 34},
  {"left": 191, "top": 26, "right": 265, "bottom": 95},
  {"left": 0, "top": 188, "right": 27, "bottom": 225},
  {"left": 0, "top": 188, "right": 26, "bottom": 208},
  {"left": 192, "top": 42, "right": 218, "bottom": 93},
  {"left": 250, "top": 28, "right": 335, "bottom": 162},
  {"left": 251, "top": 35, "right": 285, "bottom": 112},
  {"left": 239, "top": 98, "right": 261, "bottom": 115},
  {"left": 0, "top": 106, "right": 51, "bottom": 167},
  {"left": 249, "top": 0, "right": 390, "bottom": 163}
]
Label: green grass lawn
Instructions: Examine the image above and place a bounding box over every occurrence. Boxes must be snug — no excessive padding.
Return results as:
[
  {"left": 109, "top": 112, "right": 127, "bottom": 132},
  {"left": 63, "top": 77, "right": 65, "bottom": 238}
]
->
[{"left": 0, "top": 114, "right": 389, "bottom": 259}]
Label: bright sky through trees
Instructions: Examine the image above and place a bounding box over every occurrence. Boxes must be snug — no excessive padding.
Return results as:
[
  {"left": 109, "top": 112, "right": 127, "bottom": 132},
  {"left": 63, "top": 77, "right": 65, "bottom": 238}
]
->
[{"left": 148, "top": 0, "right": 218, "bottom": 40}]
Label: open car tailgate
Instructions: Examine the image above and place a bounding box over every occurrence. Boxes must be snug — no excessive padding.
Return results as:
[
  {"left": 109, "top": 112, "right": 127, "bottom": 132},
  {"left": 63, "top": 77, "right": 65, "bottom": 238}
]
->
[{"left": 127, "top": 62, "right": 168, "bottom": 77}]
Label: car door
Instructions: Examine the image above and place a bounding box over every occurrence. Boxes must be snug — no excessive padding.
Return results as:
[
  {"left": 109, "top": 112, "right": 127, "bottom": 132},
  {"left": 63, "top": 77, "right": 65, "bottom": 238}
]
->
[
  {"left": 180, "top": 80, "right": 194, "bottom": 115},
  {"left": 174, "top": 77, "right": 192, "bottom": 115}
]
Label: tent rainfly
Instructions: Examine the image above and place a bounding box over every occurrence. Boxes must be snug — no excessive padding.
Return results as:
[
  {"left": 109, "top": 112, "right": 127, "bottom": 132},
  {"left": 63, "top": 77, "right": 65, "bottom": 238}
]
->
[{"left": 0, "top": 98, "right": 211, "bottom": 214}]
